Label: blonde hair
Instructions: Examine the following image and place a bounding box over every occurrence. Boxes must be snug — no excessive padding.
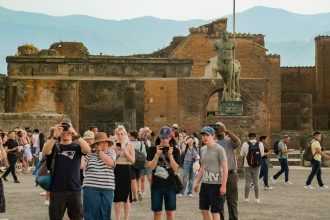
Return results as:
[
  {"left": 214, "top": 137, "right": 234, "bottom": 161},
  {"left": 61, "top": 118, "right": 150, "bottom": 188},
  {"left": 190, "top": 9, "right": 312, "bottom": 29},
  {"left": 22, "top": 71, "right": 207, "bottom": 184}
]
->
[{"left": 114, "top": 125, "right": 128, "bottom": 142}]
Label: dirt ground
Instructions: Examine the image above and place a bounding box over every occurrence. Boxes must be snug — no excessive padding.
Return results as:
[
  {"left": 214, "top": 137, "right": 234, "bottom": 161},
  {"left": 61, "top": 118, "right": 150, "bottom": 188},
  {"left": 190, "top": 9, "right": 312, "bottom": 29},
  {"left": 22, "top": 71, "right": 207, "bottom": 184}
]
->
[{"left": 0, "top": 166, "right": 329, "bottom": 220}]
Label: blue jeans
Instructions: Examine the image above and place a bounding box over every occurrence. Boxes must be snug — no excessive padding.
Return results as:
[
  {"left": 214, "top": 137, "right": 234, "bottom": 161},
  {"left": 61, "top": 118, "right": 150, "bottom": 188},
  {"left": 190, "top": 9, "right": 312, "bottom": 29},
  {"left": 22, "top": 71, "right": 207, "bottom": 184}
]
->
[
  {"left": 151, "top": 185, "right": 176, "bottom": 212},
  {"left": 259, "top": 158, "right": 269, "bottom": 187},
  {"left": 83, "top": 186, "right": 114, "bottom": 220},
  {"left": 273, "top": 158, "right": 289, "bottom": 182},
  {"left": 181, "top": 160, "right": 195, "bottom": 195},
  {"left": 306, "top": 159, "right": 324, "bottom": 186}
]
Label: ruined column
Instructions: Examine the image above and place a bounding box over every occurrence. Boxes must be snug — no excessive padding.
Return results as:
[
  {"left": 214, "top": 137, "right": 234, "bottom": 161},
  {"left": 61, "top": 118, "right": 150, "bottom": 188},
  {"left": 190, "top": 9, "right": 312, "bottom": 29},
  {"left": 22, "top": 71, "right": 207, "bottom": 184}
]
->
[
  {"left": 124, "top": 82, "right": 137, "bottom": 131},
  {"left": 63, "top": 81, "right": 79, "bottom": 130},
  {"left": 5, "top": 81, "right": 17, "bottom": 113}
]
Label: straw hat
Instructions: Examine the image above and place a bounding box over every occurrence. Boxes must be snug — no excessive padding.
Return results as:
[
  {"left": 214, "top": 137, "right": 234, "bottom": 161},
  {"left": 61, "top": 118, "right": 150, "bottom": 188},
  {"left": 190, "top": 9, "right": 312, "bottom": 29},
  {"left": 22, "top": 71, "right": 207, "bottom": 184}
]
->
[
  {"left": 92, "top": 132, "right": 114, "bottom": 146},
  {"left": 83, "top": 130, "right": 94, "bottom": 140}
]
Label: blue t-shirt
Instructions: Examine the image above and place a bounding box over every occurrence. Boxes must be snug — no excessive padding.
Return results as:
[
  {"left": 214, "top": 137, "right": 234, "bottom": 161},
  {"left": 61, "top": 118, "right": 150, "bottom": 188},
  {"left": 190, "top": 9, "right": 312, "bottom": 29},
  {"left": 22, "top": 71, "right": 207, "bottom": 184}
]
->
[{"left": 51, "top": 142, "right": 83, "bottom": 192}]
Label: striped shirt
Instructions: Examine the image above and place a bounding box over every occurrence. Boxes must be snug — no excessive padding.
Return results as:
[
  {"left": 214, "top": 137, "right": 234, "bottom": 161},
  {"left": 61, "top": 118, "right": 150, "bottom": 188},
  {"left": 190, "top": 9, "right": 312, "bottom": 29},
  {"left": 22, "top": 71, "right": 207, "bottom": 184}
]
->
[{"left": 83, "top": 150, "right": 116, "bottom": 190}]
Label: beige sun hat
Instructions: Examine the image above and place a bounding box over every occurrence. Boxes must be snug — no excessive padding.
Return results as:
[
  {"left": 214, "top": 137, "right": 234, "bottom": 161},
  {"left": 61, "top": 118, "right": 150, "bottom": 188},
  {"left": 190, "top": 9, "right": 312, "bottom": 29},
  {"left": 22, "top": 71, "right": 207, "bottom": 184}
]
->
[
  {"left": 92, "top": 132, "right": 114, "bottom": 146},
  {"left": 83, "top": 130, "right": 95, "bottom": 140}
]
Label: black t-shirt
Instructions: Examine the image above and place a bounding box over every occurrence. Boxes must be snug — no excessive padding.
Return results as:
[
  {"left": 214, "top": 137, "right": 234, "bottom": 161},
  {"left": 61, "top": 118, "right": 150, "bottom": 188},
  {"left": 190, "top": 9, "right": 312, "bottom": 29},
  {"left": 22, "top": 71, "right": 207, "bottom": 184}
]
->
[
  {"left": 147, "top": 145, "right": 180, "bottom": 188},
  {"left": 4, "top": 139, "right": 18, "bottom": 154},
  {"left": 51, "top": 142, "right": 83, "bottom": 192}
]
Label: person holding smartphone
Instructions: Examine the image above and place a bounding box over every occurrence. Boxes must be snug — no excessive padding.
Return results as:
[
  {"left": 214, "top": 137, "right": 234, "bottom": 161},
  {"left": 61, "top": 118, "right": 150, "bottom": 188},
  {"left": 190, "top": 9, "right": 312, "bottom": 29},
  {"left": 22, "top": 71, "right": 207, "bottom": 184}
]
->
[{"left": 147, "top": 126, "right": 180, "bottom": 220}]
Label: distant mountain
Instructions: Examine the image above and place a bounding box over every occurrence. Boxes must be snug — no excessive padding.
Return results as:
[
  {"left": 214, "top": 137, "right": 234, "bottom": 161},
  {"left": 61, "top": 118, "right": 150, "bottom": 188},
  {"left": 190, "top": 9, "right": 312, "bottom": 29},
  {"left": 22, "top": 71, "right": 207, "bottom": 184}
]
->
[{"left": 0, "top": 5, "right": 329, "bottom": 74}]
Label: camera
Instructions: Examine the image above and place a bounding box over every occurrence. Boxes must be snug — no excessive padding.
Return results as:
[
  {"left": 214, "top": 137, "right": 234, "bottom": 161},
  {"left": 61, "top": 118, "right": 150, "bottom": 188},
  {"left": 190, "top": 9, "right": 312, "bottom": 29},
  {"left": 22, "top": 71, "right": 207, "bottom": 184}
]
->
[
  {"left": 162, "top": 146, "right": 169, "bottom": 154},
  {"left": 61, "top": 123, "right": 71, "bottom": 131},
  {"left": 207, "top": 124, "right": 220, "bottom": 131},
  {"left": 116, "top": 143, "right": 121, "bottom": 148}
]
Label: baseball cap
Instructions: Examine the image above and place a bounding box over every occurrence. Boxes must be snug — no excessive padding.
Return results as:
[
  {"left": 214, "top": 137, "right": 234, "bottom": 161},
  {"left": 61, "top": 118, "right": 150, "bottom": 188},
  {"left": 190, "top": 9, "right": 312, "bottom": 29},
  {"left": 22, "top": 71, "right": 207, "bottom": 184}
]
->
[
  {"left": 159, "top": 126, "right": 172, "bottom": 139},
  {"left": 200, "top": 126, "right": 215, "bottom": 136}
]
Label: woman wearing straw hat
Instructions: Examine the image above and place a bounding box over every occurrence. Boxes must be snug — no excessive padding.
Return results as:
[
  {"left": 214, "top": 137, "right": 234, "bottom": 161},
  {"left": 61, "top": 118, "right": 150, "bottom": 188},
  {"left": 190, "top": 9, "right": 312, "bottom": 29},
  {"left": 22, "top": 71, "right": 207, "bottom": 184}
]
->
[{"left": 81, "top": 132, "right": 116, "bottom": 220}]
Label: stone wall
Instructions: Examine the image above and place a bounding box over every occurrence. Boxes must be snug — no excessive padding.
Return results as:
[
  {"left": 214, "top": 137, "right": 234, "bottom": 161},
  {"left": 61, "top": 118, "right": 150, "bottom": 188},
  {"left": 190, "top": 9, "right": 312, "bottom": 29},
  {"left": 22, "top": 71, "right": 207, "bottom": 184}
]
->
[
  {"left": 281, "top": 66, "right": 316, "bottom": 100},
  {"left": 0, "top": 113, "right": 67, "bottom": 134},
  {"left": 7, "top": 56, "right": 192, "bottom": 78},
  {"left": 315, "top": 36, "right": 330, "bottom": 107}
]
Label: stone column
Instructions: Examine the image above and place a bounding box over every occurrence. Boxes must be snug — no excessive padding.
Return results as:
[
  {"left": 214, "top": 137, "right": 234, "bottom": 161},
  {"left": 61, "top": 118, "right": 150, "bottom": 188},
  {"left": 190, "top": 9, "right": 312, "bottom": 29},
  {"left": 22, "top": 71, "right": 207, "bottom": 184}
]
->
[
  {"left": 124, "top": 82, "right": 137, "bottom": 131},
  {"left": 63, "top": 81, "right": 79, "bottom": 130},
  {"left": 299, "top": 94, "right": 313, "bottom": 152},
  {"left": 5, "top": 81, "right": 17, "bottom": 113}
]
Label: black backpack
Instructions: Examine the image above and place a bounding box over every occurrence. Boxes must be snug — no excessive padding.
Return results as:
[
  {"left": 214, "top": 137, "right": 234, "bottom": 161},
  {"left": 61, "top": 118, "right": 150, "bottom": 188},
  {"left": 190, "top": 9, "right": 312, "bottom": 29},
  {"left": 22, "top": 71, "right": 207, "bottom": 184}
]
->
[
  {"left": 133, "top": 142, "right": 147, "bottom": 169},
  {"left": 273, "top": 141, "right": 281, "bottom": 155},
  {"left": 303, "top": 140, "right": 316, "bottom": 161},
  {"left": 246, "top": 141, "right": 262, "bottom": 167}
]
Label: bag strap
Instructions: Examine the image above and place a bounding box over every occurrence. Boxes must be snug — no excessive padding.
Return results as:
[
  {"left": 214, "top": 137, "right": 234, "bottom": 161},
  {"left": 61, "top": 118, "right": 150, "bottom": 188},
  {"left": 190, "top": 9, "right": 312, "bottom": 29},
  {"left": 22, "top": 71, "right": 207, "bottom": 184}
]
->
[
  {"left": 140, "top": 142, "right": 143, "bottom": 152},
  {"left": 50, "top": 144, "right": 60, "bottom": 176},
  {"left": 310, "top": 140, "right": 317, "bottom": 158},
  {"left": 160, "top": 153, "right": 174, "bottom": 174}
]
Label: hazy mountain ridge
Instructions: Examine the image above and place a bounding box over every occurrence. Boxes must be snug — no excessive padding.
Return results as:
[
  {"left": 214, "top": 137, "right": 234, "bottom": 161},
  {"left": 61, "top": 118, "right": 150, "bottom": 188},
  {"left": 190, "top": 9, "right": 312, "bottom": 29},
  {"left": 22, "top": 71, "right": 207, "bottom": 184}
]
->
[{"left": 0, "top": 5, "right": 329, "bottom": 73}]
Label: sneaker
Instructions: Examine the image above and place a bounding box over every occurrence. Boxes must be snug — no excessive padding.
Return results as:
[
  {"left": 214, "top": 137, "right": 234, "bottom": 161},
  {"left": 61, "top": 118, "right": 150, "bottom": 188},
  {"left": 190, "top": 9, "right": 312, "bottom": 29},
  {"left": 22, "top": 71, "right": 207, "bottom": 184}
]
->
[
  {"left": 137, "top": 192, "right": 143, "bottom": 201},
  {"left": 304, "top": 185, "right": 315, "bottom": 189},
  {"left": 320, "top": 185, "right": 329, "bottom": 189},
  {"left": 177, "top": 193, "right": 183, "bottom": 197},
  {"left": 285, "top": 181, "right": 293, "bottom": 185},
  {"left": 244, "top": 198, "right": 249, "bottom": 203},
  {"left": 255, "top": 199, "right": 261, "bottom": 203},
  {"left": 14, "top": 180, "right": 20, "bottom": 183},
  {"left": 44, "top": 200, "right": 50, "bottom": 206},
  {"left": 141, "top": 192, "right": 147, "bottom": 198},
  {"left": 270, "top": 177, "right": 276, "bottom": 184},
  {"left": 187, "top": 193, "right": 193, "bottom": 197},
  {"left": 264, "top": 186, "right": 273, "bottom": 190}
]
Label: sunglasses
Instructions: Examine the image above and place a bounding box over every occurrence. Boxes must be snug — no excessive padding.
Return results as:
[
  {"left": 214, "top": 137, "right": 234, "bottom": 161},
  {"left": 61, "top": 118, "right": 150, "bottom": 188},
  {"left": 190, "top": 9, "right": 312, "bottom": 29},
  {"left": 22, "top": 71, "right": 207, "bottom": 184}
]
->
[{"left": 201, "top": 133, "right": 211, "bottom": 137}]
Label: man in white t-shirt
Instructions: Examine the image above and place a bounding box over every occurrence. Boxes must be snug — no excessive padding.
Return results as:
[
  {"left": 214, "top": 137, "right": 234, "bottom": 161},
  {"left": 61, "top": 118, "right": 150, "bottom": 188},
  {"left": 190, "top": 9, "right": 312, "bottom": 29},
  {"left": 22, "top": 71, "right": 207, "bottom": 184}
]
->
[{"left": 305, "top": 131, "right": 330, "bottom": 189}]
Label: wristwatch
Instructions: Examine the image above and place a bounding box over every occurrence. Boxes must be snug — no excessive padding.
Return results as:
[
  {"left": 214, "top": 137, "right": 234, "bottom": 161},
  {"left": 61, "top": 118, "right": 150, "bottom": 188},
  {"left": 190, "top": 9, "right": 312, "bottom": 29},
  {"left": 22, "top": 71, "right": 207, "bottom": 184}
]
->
[{"left": 72, "top": 134, "right": 81, "bottom": 140}]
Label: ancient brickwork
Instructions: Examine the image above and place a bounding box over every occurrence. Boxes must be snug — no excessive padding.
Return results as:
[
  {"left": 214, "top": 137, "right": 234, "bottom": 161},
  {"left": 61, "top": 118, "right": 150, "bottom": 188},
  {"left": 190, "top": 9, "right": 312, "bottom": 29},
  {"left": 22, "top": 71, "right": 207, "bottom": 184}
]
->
[
  {"left": 281, "top": 66, "right": 316, "bottom": 99},
  {"left": 144, "top": 79, "right": 178, "bottom": 132}
]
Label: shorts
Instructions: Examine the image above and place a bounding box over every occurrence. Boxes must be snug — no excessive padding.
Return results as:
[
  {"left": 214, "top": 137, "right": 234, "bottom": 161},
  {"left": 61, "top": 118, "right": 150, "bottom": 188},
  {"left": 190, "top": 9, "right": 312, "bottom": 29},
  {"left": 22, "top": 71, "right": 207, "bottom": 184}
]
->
[
  {"left": 130, "top": 166, "right": 141, "bottom": 180},
  {"left": 141, "top": 167, "right": 152, "bottom": 176},
  {"left": 199, "top": 183, "right": 225, "bottom": 213},
  {"left": 151, "top": 185, "right": 176, "bottom": 212}
]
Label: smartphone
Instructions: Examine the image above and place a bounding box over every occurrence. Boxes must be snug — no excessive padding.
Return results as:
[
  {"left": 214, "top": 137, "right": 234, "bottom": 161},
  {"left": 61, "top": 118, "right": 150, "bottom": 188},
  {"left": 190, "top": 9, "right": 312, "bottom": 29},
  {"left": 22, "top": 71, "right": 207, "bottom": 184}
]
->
[{"left": 116, "top": 143, "right": 121, "bottom": 148}]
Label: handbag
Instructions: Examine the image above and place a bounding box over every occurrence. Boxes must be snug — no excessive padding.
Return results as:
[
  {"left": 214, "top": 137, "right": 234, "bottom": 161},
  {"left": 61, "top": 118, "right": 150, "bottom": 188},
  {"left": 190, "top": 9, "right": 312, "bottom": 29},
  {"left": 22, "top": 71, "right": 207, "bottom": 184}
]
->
[
  {"left": 160, "top": 154, "right": 183, "bottom": 193},
  {"left": 35, "top": 144, "right": 59, "bottom": 191}
]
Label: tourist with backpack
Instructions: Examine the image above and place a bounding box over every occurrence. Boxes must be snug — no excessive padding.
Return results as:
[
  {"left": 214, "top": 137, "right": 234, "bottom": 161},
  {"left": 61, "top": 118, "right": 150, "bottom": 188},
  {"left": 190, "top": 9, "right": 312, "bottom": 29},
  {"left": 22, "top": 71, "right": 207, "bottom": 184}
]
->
[
  {"left": 270, "top": 134, "right": 295, "bottom": 185},
  {"left": 304, "top": 131, "right": 330, "bottom": 189},
  {"left": 240, "top": 132, "right": 264, "bottom": 203}
]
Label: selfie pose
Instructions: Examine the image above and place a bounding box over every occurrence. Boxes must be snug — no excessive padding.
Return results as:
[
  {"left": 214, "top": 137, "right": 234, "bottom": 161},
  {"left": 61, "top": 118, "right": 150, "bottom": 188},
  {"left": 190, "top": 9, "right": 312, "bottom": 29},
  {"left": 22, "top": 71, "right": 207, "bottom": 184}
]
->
[{"left": 147, "top": 126, "right": 180, "bottom": 220}]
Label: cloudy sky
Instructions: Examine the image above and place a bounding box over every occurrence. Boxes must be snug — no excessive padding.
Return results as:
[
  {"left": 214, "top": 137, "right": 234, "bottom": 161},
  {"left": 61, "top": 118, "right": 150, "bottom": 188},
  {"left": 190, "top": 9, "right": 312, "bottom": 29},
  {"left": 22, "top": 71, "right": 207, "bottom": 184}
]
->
[{"left": 0, "top": 0, "right": 329, "bottom": 20}]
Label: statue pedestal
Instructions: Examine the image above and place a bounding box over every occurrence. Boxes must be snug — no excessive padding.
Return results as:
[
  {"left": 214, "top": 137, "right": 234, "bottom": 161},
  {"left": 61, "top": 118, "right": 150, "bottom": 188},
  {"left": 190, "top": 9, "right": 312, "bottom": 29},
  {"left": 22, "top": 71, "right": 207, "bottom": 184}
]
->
[{"left": 220, "top": 101, "right": 243, "bottom": 115}]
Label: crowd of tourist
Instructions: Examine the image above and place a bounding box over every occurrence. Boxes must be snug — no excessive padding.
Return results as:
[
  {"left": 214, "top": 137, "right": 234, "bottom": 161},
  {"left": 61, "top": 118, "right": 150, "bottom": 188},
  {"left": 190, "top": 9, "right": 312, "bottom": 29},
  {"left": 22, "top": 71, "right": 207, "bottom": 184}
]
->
[{"left": 0, "top": 121, "right": 329, "bottom": 220}]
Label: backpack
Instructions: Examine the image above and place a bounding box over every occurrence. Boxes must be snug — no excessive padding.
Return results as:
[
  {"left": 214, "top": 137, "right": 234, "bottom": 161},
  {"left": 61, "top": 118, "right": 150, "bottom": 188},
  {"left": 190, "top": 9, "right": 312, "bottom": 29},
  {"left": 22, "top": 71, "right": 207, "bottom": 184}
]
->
[
  {"left": 246, "top": 141, "right": 262, "bottom": 167},
  {"left": 133, "top": 142, "right": 147, "bottom": 169},
  {"left": 303, "top": 140, "right": 316, "bottom": 161},
  {"left": 273, "top": 141, "right": 281, "bottom": 155},
  {"left": 35, "top": 144, "right": 60, "bottom": 191}
]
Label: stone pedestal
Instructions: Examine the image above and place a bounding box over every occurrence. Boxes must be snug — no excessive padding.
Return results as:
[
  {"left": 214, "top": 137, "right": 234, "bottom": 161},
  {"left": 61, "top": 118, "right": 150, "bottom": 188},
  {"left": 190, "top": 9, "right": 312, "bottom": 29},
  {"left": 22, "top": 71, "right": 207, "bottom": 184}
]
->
[{"left": 220, "top": 101, "right": 243, "bottom": 115}]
